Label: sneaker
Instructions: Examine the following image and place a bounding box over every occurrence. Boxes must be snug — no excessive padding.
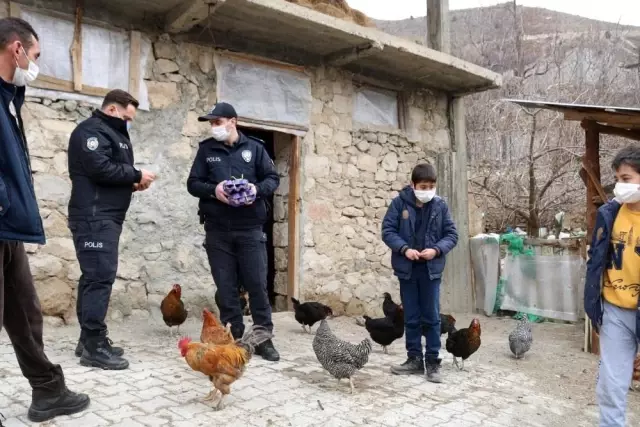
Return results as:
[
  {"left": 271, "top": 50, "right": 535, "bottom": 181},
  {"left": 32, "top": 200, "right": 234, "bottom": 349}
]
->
[
  {"left": 390, "top": 356, "right": 424, "bottom": 375},
  {"left": 80, "top": 337, "right": 129, "bottom": 370},
  {"left": 28, "top": 385, "right": 90, "bottom": 422},
  {"left": 255, "top": 339, "right": 280, "bottom": 362},
  {"left": 426, "top": 360, "right": 443, "bottom": 383},
  {"left": 75, "top": 337, "right": 124, "bottom": 357}
]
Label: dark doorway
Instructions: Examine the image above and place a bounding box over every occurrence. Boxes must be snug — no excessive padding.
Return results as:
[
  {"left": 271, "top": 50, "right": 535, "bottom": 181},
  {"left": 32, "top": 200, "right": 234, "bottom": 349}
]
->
[{"left": 238, "top": 127, "right": 276, "bottom": 307}]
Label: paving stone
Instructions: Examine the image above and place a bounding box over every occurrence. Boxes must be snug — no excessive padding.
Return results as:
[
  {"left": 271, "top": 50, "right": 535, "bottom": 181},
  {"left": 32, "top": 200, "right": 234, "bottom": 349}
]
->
[{"left": 0, "top": 313, "right": 638, "bottom": 427}]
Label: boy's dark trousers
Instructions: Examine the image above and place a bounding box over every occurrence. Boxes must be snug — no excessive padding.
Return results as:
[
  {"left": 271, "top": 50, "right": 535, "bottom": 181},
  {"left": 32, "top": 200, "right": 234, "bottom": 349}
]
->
[
  {"left": 400, "top": 267, "right": 441, "bottom": 363},
  {"left": 204, "top": 224, "right": 273, "bottom": 339},
  {"left": 69, "top": 220, "right": 122, "bottom": 340},
  {"left": 0, "top": 241, "right": 66, "bottom": 392}
]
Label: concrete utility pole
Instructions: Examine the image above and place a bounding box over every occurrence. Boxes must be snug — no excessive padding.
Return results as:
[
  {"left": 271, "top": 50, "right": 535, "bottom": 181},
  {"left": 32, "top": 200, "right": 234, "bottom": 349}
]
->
[{"left": 426, "top": 0, "right": 450, "bottom": 53}]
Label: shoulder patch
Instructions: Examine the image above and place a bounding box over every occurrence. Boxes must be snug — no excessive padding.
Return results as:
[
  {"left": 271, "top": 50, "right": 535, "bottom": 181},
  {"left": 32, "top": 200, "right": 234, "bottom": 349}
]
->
[{"left": 86, "top": 137, "right": 99, "bottom": 151}]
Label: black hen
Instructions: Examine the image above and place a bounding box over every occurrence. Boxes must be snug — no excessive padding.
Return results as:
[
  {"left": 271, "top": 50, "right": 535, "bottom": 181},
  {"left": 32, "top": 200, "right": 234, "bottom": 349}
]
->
[
  {"left": 421, "top": 313, "right": 457, "bottom": 336},
  {"left": 363, "top": 307, "right": 405, "bottom": 354},
  {"left": 291, "top": 297, "right": 333, "bottom": 333},
  {"left": 445, "top": 318, "right": 481, "bottom": 371},
  {"left": 382, "top": 292, "right": 401, "bottom": 318},
  {"left": 214, "top": 285, "right": 250, "bottom": 316}
]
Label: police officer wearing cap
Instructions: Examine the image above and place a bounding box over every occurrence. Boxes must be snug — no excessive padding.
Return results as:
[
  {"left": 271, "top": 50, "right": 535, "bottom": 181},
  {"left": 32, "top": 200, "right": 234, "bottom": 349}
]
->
[
  {"left": 67, "top": 89, "right": 156, "bottom": 370},
  {"left": 187, "top": 102, "right": 280, "bottom": 361}
]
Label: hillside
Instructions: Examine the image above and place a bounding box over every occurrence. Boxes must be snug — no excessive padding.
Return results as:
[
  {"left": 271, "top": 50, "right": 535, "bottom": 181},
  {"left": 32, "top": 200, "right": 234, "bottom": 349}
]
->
[{"left": 374, "top": 3, "right": 638, "bottom": 45}]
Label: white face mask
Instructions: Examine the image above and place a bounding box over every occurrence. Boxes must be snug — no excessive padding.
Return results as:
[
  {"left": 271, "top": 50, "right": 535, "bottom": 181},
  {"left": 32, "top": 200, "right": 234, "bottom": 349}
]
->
[
  {"left": 12, "top": 47, "right": 39, "bottom": 87},
  {"left": 211, "top": 125, "right": 230, "bottom": 141},
  {"left": 414, "top": 189, "right": 436, "bottom": 203},
  {"left": 614, "top": 182, "right": 640, "bottom": 204}
]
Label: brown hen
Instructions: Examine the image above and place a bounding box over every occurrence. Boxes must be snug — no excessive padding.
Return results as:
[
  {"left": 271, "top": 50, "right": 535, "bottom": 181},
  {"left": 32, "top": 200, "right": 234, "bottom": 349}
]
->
[
  {"left": 200, "top": 308, "right": 234, "bottom": 345},
  {"left": 160, "top": 284, "right": 188, "bottom": 336}
]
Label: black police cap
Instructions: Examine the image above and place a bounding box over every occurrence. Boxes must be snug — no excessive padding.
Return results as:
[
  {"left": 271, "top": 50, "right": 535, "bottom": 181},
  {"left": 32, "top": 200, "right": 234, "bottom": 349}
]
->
[{"left": 198, "top": 102, "right": 238, "bottom": 122}]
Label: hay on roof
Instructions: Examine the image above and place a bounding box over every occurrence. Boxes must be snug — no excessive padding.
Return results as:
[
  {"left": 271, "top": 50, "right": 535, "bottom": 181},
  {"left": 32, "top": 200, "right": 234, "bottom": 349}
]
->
[{"left": 286, "top": 0, "right": 375, "bottom": 27}]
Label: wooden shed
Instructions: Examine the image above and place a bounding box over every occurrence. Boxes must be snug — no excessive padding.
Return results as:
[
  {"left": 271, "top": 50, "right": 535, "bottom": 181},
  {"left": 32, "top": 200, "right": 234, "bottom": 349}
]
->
[{"left": 506, "top": 98, "right": 640, "bottom": 354}]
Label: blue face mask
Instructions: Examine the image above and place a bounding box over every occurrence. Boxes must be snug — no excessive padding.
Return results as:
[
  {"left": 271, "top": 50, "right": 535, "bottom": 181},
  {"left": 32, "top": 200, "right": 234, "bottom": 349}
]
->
[{"left": 126, "top": 121, "right": 132, "bottom": 132}]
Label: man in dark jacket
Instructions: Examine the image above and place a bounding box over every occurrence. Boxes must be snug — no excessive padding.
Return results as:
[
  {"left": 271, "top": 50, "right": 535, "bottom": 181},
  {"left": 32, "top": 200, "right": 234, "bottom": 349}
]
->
[
  {"left": 187, "top": 102, "right": 281, "bottom": 361},
  {"left": 67, "top": 89, "right": 155, "bottom": 370},
  {"left": 0, "top": 17, "right": 89, "bottom": 422},
  {"left": 381, "top": 163, "right": 458, "bottom": 383}
]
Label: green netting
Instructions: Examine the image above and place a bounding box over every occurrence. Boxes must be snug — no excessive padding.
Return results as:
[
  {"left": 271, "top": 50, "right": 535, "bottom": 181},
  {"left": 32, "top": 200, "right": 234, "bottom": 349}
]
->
[{"left": 494, "top": 233, "right": 545, "bottom": 323}]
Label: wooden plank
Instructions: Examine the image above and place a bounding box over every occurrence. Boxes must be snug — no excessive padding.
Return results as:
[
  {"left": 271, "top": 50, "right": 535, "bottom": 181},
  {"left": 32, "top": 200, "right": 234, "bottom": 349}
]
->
[
  {"left": 439, "top": 96, "right": 472, "bottom": 312},
  {"left": 584, "top": 121, "right": 602, "bottom": 240},
  {"left": 427, "top": 0, "right": 451, "bottom": 53},
  {"left": 323, "top": 41, "right": 383, "bottom": 66},
  {"left": 584, "top": 120, "right": 601, "bottom": 356},
  {"left": 287, "top": 135, "right": 301, "bottom": 311},
  {"left": 128, "top": 30, "right": 142, "bottom": 99},
  {"left": 565, "top": 110, "right": 640, "bottom": 126},
  {"left": 70, "top": 0, "right": 83, "bottom": 92},
  {"left": 32, "top": 74, "right": 110, "bottom": 97},
  {"left": 165, "top": 0, "right": 225, "bottom": 33},
  {"left": 215, "top": 49, "right": 307, "bottom": 74},
  {"left": 9, "top": 1, "right": 22, "bottom": 17},
  {"left": 593, "top": 123, "right": 640, "bottom": 141}
]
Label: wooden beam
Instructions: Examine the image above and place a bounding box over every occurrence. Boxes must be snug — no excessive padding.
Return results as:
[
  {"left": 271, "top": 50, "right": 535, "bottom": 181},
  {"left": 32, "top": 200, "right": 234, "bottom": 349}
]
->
[
  {"left": 287, "top": 135, "right": 301, "bottom": 311},
  {"left": 323, "top": 42, "right": 383, "bottom": 67},
  {"left": 128, "top": 31, "right": 142, "bottom": 99},
  {"left": 583, "top": 120, "right": 601, "bottom": 356},
  {"left": 565, "top": 110, "right": 640, "bottom": 126},
  {"left": 70, "top": 0, "right": 83, "bottom": 92},
  {"left": 165, "top": 0, "right": 225, "bottom": 34},
  {"left": 32, "top": 74, "right": 110, "bottom": 97},
  {"left": 427, "top": 0, "right": 450, "bottom": 53},
  {"left": 591, "top": 122, "right": 640, "bottom": 142}
]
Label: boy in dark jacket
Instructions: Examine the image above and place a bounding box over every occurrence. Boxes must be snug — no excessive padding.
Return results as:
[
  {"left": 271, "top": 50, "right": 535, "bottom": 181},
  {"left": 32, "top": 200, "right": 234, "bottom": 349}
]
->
[
  {"left": 381, "top": 163, "right": 458, "bottom": 383},
  {"left": 585, "top": 145, "right": 640, "bottom": 427}
]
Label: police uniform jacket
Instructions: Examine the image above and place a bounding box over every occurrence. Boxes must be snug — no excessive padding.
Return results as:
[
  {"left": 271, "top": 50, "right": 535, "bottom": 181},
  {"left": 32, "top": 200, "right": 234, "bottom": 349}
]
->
[
  {"left": 67, "top": 110, "right": 142, "bottom": 223},
  {"left": 187, "top": 132, "right": 279, "bottom": 230}
]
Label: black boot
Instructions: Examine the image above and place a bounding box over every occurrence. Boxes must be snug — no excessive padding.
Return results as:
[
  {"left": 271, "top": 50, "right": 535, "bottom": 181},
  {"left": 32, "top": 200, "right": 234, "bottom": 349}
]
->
[
  {"left": 75, "top": 337, "right": 124, "bottom": 357},
  {"left": 255, "top": 339, "right": 280, "bottom": 362},
  {"left": 80, "top": 336, "right": 129, "bottom": 370},
  {"left": 426, "top": 358, "right": 443, "bottom": 383},
  {"left": 28, "top": 379, "right": 90, "bottom": 422},
  {"left": 390, "top": 356, "right": 424, "bottom": 375}
]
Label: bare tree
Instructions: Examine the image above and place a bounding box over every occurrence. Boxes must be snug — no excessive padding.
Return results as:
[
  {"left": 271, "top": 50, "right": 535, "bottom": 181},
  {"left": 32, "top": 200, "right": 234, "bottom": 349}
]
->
[{"left": 457, "top": 2, "right": 639, "bottom": 235}]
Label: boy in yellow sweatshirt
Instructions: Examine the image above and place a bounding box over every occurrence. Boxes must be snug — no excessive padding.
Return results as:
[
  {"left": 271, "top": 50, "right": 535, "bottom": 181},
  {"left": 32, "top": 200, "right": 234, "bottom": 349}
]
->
[{"left": 585, "top": 145, "right": 640, "bottom": 427}]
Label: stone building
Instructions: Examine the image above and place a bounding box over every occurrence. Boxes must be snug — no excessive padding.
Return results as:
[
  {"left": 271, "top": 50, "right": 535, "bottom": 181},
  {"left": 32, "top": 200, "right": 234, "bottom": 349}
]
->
[{"left": 3, "top": 0, "right": 500, "bottom": 324}]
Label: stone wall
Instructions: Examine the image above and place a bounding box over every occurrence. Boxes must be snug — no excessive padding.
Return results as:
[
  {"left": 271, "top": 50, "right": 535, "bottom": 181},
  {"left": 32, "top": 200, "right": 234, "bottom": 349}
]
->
[
  {"left": 19, "top": 32, "right": 452, "bottom": 324},
  {"left": 22, "top": 36, "right": 220, "bottom": 325},
  {"left": 299, "top": 67, "right": 450, "bottom": 317}
]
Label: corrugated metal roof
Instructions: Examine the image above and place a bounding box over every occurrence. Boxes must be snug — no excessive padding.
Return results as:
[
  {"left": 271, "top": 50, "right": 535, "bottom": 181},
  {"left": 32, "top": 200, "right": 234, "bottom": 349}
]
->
[
  {"left": 503, "top": 99, "right": 640, "bottom": 114},
  {"left": 504, "top": 98, "right": 640, "bottom": 130}
]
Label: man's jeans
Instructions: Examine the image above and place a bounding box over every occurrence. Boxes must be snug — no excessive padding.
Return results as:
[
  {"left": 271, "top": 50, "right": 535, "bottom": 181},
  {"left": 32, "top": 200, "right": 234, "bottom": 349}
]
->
[
  {"left": 399, "top": 267, "right": 441, "bottom": 362},
  {"left": 597, "top": 301, "right": 638, "bottom": 427}
]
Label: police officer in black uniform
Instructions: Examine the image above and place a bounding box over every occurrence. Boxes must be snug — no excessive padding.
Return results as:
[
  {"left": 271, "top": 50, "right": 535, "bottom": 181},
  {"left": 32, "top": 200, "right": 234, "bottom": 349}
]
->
[
  {"left": 187, "top": 102, "right": 280, "bottom": 361},
  {"left": 67, "top": 89, "right": 155, "bottom": 370}
]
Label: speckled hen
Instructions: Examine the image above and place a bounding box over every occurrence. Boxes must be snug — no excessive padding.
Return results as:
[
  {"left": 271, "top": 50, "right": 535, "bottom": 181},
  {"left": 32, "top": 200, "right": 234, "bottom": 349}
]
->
[
  {"left": 312, "top": 319, "right": 372, "bottom": 393},
  {"left": 509, "top": 316, "right": 533, "bottom": 359}
]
